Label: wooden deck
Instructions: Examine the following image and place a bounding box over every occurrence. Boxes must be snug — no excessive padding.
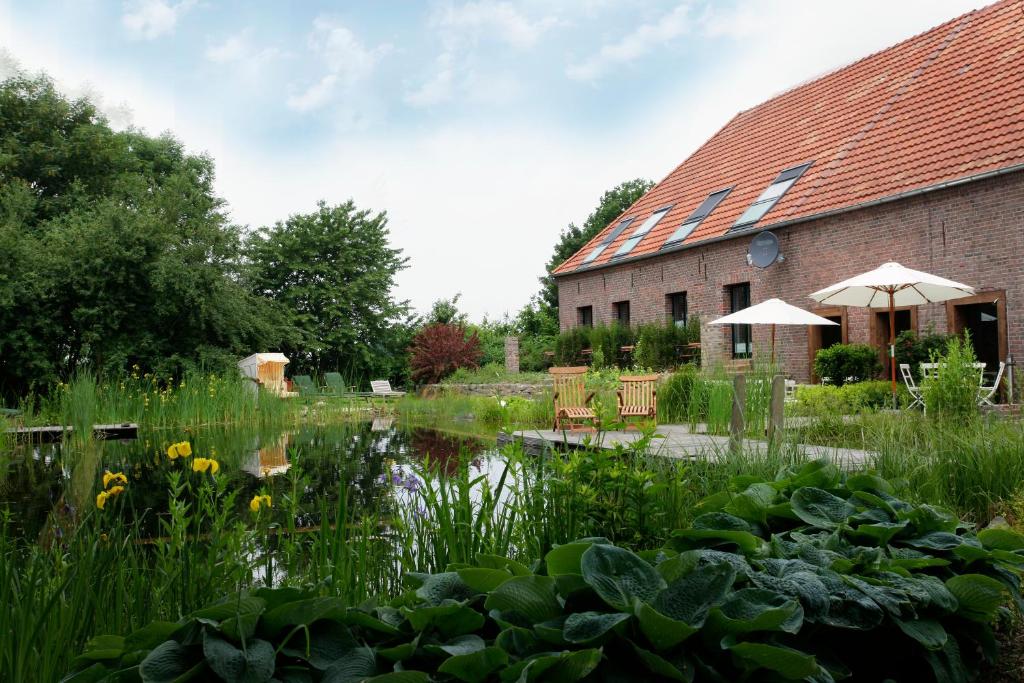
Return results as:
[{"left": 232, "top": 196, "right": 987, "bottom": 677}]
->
[
  {"left": 6, "top": 423, "right": 139, "bottom": 443},
  {"left": 498, "top": 423, "right": 874, "bottom": 470}
]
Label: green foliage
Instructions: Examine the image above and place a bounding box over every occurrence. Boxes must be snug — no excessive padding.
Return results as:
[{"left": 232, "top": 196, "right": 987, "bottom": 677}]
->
[
  {"left": 896, "top": 328, "right": 954, "bottom": 380},
  {"left": 922, "top": 335, "right": 980, "bottom": 421},
  {"left": 658, "top": 365, "right": 700, "bottom": 423},
  {"left": 69, "top": 463, "right": 1024, "bottom": 683},
  {"left": 552, "top": 319, "right": 700, "bottom": 371},
  {"left": 0, "top": 74, "right": 289, "bottom": 399},
  {"left": 795, "top": 380, "right": 907, "bottom": 415},
  {"left": 246, "top": 200, "right": 412, "bottom": 386},
  {"left": 633, "top": 320, "right": 698, "bottom": 371},
  {"left": 813, "top": 343, "right": 882, "bottom": 386},
  {"left": 538, "top": 178, "right": 653, "bottom": 312}
]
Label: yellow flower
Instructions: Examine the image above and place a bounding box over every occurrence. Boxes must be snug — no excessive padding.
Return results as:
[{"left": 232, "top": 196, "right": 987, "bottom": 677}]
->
[
  {"left": 166, "top": 444, "right": 179, "bottom": 460},
  {"left": 103, "top": 471, "right": 128, "bottom": 489},
  {"left": 249, "top": 494, "right": 272, "bottom": 513},
  {"left": 192, "top": 458, "right": 220, "bottom": 475},
  {"left": 178, "top": 441, "right": 192, "bottom": 457},
  {"left": 107, "top": 485, "right": 125, "bottom": 496},
  {"left": 96, "top": 491, "right": 109, "bottom": 509}
]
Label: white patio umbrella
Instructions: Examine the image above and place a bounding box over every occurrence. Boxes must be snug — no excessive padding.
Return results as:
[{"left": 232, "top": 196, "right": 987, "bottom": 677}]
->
[
  {"left": 708, "top": 298, "right": 838, "bottom": 363},
  {"left": 809, "top": 261, "right": 975, "bottom": 397}
]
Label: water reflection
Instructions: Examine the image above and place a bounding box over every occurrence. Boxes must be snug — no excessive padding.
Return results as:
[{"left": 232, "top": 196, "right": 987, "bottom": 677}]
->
[{"left": 0, "top": 422, "right": 493, "bottom": 543}]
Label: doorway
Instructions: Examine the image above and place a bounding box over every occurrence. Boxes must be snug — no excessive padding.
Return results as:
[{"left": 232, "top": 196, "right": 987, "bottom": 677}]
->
[
  {"left": 870, "top": 307, "right": 917, "bottom": 379},
  {"left": 947, "top": 291, "right": 1007, "bottom": 377},
  {"left": 807, "top": 307, "right": 848, "bottom": 382}
]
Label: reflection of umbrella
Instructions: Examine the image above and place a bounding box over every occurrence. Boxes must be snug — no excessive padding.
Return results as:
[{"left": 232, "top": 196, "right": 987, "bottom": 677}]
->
[
  {"left": 708, "top": 298, "right": 838, "bottom": 363},
  {"left": 810, "top": 262, "right": 975, "bottom": 398}
]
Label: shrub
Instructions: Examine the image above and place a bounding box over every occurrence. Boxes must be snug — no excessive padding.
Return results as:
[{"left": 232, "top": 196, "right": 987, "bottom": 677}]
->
[
  {"left": 896, "top": 328, "right": 953, "bottom": 380},
  {"left": 658, "top": 365, "right": 700, "bottom": 422},
  {"left": 922, "top": 334, "right": 979, "bottom": 421},
  {"left": 796, "top": 380, "right": 906, "bottom": 414},
  {"left": 554, "top": 326, "right": 589, "bottom": 366},
  {"left": 70, "top": 462, "right": 1024, "bottom": 683},
  {"left": 813, "top": 343, "right": 882, "bottom": 386},
  {"left": 409, "top": 323, "right": 483, "bottom": 385}
]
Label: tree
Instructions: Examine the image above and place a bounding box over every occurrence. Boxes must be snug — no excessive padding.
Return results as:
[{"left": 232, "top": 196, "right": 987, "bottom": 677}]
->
[
  {"left": 425, "top": 294, "right": 468, "bottom": 326},
  {"left": 245, "top": 200, "right": 412, "bottom": 384},
  {"left": 409, "top": 323, "right": 482, "bottom": 384},
  {"left": 0, "top": 74, "right": 287, "bottom": 398},
  {"left": 538, "top": 178, "right": 654, "bottom": 312}
]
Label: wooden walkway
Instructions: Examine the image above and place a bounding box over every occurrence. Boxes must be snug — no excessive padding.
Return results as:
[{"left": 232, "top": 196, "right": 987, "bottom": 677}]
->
[{"left": 498, "top": 424, "right": 874, "bottom": 470}]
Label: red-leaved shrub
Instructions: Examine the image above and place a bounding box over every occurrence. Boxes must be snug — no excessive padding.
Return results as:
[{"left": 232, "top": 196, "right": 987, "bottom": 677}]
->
[{"left": 409, "top": 323, "right": 483, "bottom": 384}]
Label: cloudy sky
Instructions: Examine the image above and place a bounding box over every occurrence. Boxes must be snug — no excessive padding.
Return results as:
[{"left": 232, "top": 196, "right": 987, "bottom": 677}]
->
[{"left": 0, "top": 0, "right": 986, "bottom": 320}]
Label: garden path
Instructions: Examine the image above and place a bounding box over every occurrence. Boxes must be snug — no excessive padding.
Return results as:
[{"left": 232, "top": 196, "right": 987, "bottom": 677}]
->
[{"left": 501, "top": 424, "right": 873, "bottom": 470}]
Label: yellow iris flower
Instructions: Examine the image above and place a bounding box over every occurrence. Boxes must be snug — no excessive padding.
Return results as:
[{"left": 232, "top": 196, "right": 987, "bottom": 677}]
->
[
  {"left": 192, "top": 458, "right": 220, "bottom": 475},
  {"left": 96, "top": 491, "right": 109, "bottom": 509},
  {"left": 166, "top": 441, "right": 193, "bottom": 460},
  {"left": 249, "top": 494, "right": 272, "bottom": 513},
  {"left": 103, "top": 471, "right": 128, "bottom": 488}
]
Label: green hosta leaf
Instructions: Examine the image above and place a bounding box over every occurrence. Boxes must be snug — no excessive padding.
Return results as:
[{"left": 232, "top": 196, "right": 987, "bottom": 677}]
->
[
  {"left": 124, "top": 622, "right": 180, "bottom": 654},
  {"left": 729, "top": 642, "right": 819, "bottom": 680},
  {"left": 945, "top": 574, "right": 1006, "bottom": 622},
  {"left": 630, "top": 642, "right": 692, "bottom": 682},
  {"left": 476, "top": 553, "right": 532, "bottom": 576},
  {"left": 851, "top": 521, "right": 907, "bottom": 546},
  {"left": 437, "top": 634, "right": 486, "bottom": 656},
  {"left": 496, "top": 626, "right": 538, "bottom": 657},
  {"left": 635, "top": 602, "right": 699, "bottom": 650},
  {"left": 416, "top": 572, "right": 475, "bottom": 606},
  {"left": 139, "top": 640, "right": 195, "bottom": 683},
  {"left": 457, "top": 568, "right": 513, "bottom": 592},
  {"left": 691, "top": 512, "right": 752, "bottom": 532},
  {"left": 260, "top": 597, "right": 346, "bottom": 636},
  {"left": 790, "top": 460, "right": 841, "bottom": 490},
  {"left": 924, "top": 635, "right": 970, "bottom": 683},
  {"left": 978, "top": 528, "right": 1024, "bottom": 551},
  {"left": 790, "top": 487, "right": 855, "bottom": 529},
  {"left": 545, "top": 542, "right": 596, "bottom": 576},
  {"left": 724, "top": 483, "right": 777, "bottom": 524},
  {"left": 344, "top": 609, "right": 402, "bottom": 636},
  {"left": 693, "top": 490, "right": 732, "bottom": 515},
  {"left": 202, "top": 631, "right": 275, "bottom": 683},
  {"left": 903, "top": 505, "right": 959, "bottom": 535},
  {"left": 655, "top": 551, "right": 699, "bottom": 583},
  {"left": 846, "top": 472, "right": 892, "bottom": 494},
  {"left": 484, "top": 575, "right": 563, "bottom": 625},
  {"left": 321, "top": 645, "right": 376, "bottom": 683},
  {"left": 581, "top": 544, "right": 666, "bottom": 612},
  {"left": 563, "top": 611, "right": 631, "bottom": 643},
  {"left": 77, "top": 635, "right": 124, "bottom": 661},
  {"left": 191, "top": 596, "right": 266, "bottom": 625},
  {"left": 707, "top": 588, "right": 803, "bottom": 636},
  {"left": 405, "top": 603, "right": 486, "bottom": 638},
  {"left": 895, "top": 618, "right": 948, "bottom": 650},
  {"left": 903, "top": 532, "right": 968, "bottom": 551},
  {"left": 280, "top": 621, "right": 357, "bottom": 670},
  {"left": 505, "top": 648, "right": 603, "bottom": 683},
  {"left": 533, "top": 617, "right": 568, "bottom": 647},
  {"left": 377, "top": 634, "right": 419, "bottom": 663},
  {"left": 363, "top": 674, "right": 430, "bottom": 683},
  {"left": 748, "top": 571, "right": 830, "bottom": 621},
  {"left": 438, "top": 646, "right": 509, "bottom": 683},
  {"left": 61, "top": 663, "right": 111, "bottom": 683},
  {"left": 669, "top": 529, "right": 764, "bottom": 554},
  {"left": 653, "top": 561, "right": 735, "bottom": 624}
]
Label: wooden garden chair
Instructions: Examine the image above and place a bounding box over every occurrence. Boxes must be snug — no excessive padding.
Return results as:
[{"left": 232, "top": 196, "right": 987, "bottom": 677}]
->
[
  {"left": 616, "top": 374, "right": 658, "bottom": 428},
  {"left": 550, "top": 367, "right": 597, "bottom": 431}
]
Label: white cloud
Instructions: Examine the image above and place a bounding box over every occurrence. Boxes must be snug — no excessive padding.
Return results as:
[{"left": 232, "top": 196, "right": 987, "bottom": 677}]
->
[
  {"left": 403, "top": 52, "right": 455, "bottom": 107},
  {"left": 121, "top": 0, "right": 196, "bottom": 40},
  {"left": 436, "top": 1, "right": 558, "bottom": 49},
  {"left": 566, "top": 3, "right": 692, "bottom": 82},
  {"left": 286, "top": 17, "right": 390, "bottom": 112}
]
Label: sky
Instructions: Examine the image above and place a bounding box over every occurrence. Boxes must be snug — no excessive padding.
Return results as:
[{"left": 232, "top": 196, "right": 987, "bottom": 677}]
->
[{"left": 0, "top": 0, "right": 988, "bottom": 321}]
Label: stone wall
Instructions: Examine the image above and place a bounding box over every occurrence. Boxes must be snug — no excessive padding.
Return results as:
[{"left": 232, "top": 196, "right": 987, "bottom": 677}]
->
[{"left": 426, "top": 382, "right": 552, "bottom": 398}]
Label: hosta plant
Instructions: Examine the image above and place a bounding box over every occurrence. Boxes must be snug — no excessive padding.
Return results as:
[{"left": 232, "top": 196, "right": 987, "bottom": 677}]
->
[{"left": 65, "top": 461, "right": 1024, "bottom": 683}]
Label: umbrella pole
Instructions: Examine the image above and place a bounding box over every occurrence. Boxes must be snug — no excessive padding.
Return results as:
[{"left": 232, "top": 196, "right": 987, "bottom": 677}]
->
[
  {"left": 889, "top": 290, "right": 897, "bottom": 406},
  {"left": 771, "top": 324, "right": 776, "bottom": 365}
]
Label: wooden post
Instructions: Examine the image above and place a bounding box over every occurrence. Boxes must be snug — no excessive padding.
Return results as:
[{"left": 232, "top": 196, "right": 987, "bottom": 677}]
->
[
  {"left": 730, "top": 373, "right": 745, "bottom": 454},
  {"left": 768, "top": 374, "right": 785, "bottom": 444}
]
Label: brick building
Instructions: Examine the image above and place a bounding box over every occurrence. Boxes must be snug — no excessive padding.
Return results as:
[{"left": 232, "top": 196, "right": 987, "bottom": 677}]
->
[{"left": 553, "top": 0, "right": 1024, "bottom": 383}]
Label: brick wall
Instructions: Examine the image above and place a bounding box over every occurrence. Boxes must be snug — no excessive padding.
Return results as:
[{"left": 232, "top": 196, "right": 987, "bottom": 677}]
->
[{"left": 555, "top": 170, "right": 1024, "bottom": 382}]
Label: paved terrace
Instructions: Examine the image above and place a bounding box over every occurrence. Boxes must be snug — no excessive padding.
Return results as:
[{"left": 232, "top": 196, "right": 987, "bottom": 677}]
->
[{"left": 498, "top": 423, "right": 874, "bottom": 470}]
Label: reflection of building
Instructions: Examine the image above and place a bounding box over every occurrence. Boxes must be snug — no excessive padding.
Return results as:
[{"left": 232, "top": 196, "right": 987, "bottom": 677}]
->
[
  {"left": 237, "top": 353, "right": 292, "bottom": 397},
  {"left": 553, "top": 1, "right": 1022, "bottom": 384},
  {"left": 242, "top": 433, "right": 290, "bottom": 478}
]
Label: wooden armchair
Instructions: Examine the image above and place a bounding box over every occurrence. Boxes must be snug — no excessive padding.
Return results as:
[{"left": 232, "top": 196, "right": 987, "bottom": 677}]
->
[
  {"left": 616, "top": 374, "right": 658, "bottom": 428},
  {"left": 550, "top": 366, "right": 597, "bottom": 431}
]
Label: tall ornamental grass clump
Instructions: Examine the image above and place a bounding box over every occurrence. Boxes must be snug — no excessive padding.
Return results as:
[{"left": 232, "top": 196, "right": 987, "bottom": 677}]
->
[
  {"left": 922, "top": 334, "right": 980, "bottom": 421},
  {"left": 68, "top": 461, "right": 1024, "bottom": 683}
]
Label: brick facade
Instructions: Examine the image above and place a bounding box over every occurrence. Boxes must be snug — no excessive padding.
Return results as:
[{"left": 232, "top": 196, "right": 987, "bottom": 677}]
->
[{"left": 556, "top": 170, "right": 1024, "bottom": 383}]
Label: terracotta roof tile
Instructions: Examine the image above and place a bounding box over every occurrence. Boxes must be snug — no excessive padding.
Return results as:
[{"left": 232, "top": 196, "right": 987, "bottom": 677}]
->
[{"left": 555, "top": 0, "right": 1024, "bottom": 275}]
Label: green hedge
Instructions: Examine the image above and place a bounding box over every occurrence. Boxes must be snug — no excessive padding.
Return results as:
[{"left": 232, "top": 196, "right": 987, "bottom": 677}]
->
[
  {"left": 554, "top": 320, "right": 699, "bottom": 370},
  {"left": 795, "top": 380, "right": 907, "bottom": 413},
  {"left": 67, "top": 462, "right": 1024, "bottom": 683},
  {"left": 813, "top": 343, "right": 882, "bottom": 386}
]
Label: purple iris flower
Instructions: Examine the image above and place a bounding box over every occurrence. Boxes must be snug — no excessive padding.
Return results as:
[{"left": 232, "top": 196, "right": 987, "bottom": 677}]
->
[
  {"left": 413, "top": 506, "right": 427, "bottom": 519},
  {"left": 402, "top": 475, "right": 421, "bottom": 493},
  {"left": 391, "top": 472, "right": 404, "bottom": 486},
  {"left": 375, "top": 473, "right": 388, "bottom": 485}
]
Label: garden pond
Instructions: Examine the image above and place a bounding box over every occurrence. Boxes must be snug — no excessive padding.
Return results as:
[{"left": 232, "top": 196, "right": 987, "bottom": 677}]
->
[{"left": 1, "top": 419, "right": 505, "bottom": 545}]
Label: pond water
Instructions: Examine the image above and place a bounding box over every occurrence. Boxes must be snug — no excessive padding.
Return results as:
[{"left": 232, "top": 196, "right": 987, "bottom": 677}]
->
[{"left": 1, "top": 419, "right": 505, "bottom": 543}]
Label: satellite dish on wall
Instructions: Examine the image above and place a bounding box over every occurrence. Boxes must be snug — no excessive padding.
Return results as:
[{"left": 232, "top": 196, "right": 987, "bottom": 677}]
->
[{"left": 747, "top": 231, "right": 783, "bottom": 268}]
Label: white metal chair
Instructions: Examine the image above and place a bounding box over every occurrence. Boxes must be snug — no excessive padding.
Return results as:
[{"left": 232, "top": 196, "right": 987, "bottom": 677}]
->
[
  {"left": 370, "top": 380, "right": 406, "bottom": 398},
  {"left": 978, "top": 362, "right": 1006, "bottom": 406},
  {"left": 899, "top": 363, "right": 923, "bottom": 410}
]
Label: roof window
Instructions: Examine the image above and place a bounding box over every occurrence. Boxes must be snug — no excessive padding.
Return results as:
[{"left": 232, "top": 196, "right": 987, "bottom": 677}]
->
[
  {"left": 733, "top": 162, "right": 812, "bottom": 229},
  {"left": 580, "top": 217, "right": 634, "bottom": 265},
  {"left": 663, "top": 188, "right": 731, "bottom": 247},
  {"left": 612, "top": 206, "right": 671, "bottom": 259}
]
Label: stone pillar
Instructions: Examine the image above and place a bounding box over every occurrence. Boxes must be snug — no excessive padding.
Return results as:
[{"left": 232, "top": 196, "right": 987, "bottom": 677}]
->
[{"left": 505, "top": 336, "right": 520, "bottom": 375}]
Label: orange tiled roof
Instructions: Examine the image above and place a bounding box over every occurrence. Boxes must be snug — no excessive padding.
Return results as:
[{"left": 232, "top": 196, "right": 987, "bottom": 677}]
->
[{"left": 554, "top": 0, "right": 1024, "bottom": 275}]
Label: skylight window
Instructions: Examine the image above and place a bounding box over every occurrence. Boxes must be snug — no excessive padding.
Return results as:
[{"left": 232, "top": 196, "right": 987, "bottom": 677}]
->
[
  {"left": 733, "top": 162, "right": 812, "bottom": 229},
  {"left": 663, "top": 188, "right": 731, "bottom": 247},
  {"left": 580, "top": 217, "right": 634, "bottom": 265},
  {"left": 612, "top": 206, "right": 671, "bottom": 258}
]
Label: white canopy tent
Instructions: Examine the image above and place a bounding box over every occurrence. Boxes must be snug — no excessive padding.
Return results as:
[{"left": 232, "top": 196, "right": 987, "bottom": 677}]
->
[
  {"left": 809, "top": 262, "right": 975, "bottom": 398},
  {"left": 238, "top": 353, "right": 290, "bottom": 396},
  {"left": 708, "top": 298, "right": 838, "bottom": 363}
]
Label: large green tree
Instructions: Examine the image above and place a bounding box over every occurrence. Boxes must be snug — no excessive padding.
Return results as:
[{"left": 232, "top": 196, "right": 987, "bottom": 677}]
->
[
  {"left": 245, "top": 201, "right": 412, "bottom": 384},
  {"left": 538, "top": 178, "right": 653, "bottom": 312},
  {"left": 0, "top": 75, "right": 287, "bottom": 398}
]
